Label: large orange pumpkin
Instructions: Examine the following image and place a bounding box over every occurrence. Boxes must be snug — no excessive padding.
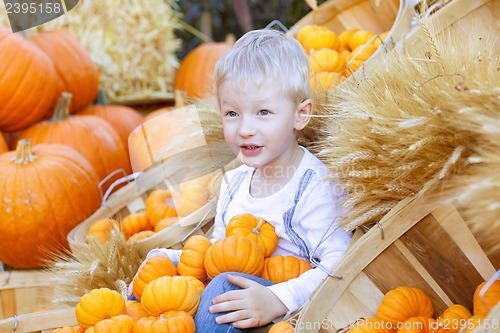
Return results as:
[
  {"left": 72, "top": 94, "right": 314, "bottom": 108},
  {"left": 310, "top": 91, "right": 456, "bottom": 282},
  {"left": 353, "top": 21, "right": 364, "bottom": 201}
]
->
[
  {"left": 204, "top": 235, "right": 265, "bottom": 280},
  {"left": 17, "top": 93, "right": 131, "bottom": 191},
  {"left": 0, "top": 139, "right": 100, "bottom": 268},
  {"left": 174, "top": 41, "right": 233, "bottom": 99},
  {"left": 376, "top": 286, "right": 434, "bottom": 324},
  {"left": 0, "top": 31, "right": 61, "bottom": 131},
  {"left": 0, "top": 131, "right": 8, "bottom": 153},
  {"left": 76, "top": 92, "right": 143, "bottom": 158},
  {"left": 30, "top": 30, "right": 99, "bottom": 113}
]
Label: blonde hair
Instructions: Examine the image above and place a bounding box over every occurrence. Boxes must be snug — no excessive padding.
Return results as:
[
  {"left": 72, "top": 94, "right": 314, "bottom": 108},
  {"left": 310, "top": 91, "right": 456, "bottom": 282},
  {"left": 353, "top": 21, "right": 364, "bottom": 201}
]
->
[{"left": 214, "top": 29, "right": 311, "bottom": 104}]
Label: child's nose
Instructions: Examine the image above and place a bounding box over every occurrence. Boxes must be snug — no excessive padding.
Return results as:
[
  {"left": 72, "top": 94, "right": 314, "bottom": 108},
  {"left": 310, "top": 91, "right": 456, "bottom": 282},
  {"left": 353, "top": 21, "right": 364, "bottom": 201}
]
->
[{"left": 238, "top": 118, "right": 256, "bottom": 137}]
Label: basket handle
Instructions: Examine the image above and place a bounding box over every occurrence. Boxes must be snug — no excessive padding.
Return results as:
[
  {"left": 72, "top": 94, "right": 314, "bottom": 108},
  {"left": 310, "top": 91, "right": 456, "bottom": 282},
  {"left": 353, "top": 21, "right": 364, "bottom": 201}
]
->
[{"left": 100, "top": 171, "right": 141, "bottom": 206}]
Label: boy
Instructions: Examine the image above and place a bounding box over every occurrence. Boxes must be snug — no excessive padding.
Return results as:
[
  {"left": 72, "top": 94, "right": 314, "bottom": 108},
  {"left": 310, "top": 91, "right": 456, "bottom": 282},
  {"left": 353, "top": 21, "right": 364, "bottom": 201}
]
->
[{"left": 134, "top": 29, "right": 351, "bottom": 332}]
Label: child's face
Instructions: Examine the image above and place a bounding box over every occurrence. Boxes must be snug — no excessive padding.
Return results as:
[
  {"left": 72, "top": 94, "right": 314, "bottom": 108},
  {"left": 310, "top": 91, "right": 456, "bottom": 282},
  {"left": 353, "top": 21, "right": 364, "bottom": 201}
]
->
[{"left": 218, "top": 83, "right": 310, "bottom": 170}]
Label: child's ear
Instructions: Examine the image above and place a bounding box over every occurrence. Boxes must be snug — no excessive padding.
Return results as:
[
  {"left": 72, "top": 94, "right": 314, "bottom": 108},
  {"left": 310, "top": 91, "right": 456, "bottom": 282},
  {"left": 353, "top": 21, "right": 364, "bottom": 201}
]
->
[{"left": 294, "top": 99, "right": 313, "bottom": 131}]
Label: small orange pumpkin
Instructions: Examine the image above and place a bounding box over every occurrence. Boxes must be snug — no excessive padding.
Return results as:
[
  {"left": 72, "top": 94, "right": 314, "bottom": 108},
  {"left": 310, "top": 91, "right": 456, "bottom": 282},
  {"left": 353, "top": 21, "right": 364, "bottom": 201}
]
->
[
  {"left": 338, "top": 28, "right": 360, "bottom": 51},
  {"left": 125, "top": 300, "right": 148, "bottom": 321},
  {"left": 204, "top": 235, "right": 265, "bottom": 280},
  {"left": 269, "top": 320, "right": 294, "bottom": 333},
  {"left": 302, "top": 29, "right": 340, "bottom": 54},
  {"left": 127, "top": 230, "right": 155, "bottom": 242},
  {"left": 87, "top": 218, "right": 118, "bottom": 244},
  {"left": 295, "top": 25, "right": 327, "bottom": 47},
  {"left": 308, "top": 48, "right": 345, "bottom": 74},
  {"left": 463, "top": 315, "right": 485, "bottom": 333},
  {"left": 349, "top": 30, "right": 377, "bottom": 51},
  {"left": 260, "top": 256, "right": 312, "bottom": 283},
  {"left": 88, "top": 314, "right": 134, "bottom": 333},
  {"left": 145, "top": 190, "right": 178, "bottom": 227},
  {"left": 178, "top": 235, "right": 213, "bottom": 282},
  {"left": 226, "top": 214, "right": 278, "bottom": 257},
  {"left": 473, "top": 280, "right": 500, "bottom": 316},
  {"left": 75, "top": 288, "right": 126, "bottom": 330},
  {"left": 132, "top": 256, "right": 177, "bottom": 301},
  {"left": 154, "top": 217, "right": 179, "bottom": 232},
  {"left": 174, "top": 179, "right": 210, "bottom": 217},
  {"left": 310, "top": 72, "right": 344, "bottom": 91},
  {"left": 134, "top": 311, "right": 195, "bottom": 333},
  {"left": 141, "top": 276, "right": 202, "bottom": 316},
  {"left": 120, "top": 213, "right": 152, "bottom": 239},
  {"left": 348, "top": 44, "right": 378, "bottom": 62},
  {"left": 438, "top": 304, "right": 472, "bottom": 333},
  {"left": 376, "top": 286, "right": 434, "bottom": 325}
]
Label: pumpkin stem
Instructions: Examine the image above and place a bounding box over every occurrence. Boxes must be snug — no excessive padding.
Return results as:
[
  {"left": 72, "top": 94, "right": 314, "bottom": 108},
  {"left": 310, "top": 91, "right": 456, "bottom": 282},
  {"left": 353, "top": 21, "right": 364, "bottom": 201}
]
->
[
  {"left": 94, "top": 89, "right": 108, "bottom": 106},
  {"left": 14, "top": 139, "right": 36, "bottom": 164},
  {"left": 252, "top": 218, "right": 264, "bottom": 235},
  {"left": 50, "top": 92, "right": 73, "bottom": 122}
]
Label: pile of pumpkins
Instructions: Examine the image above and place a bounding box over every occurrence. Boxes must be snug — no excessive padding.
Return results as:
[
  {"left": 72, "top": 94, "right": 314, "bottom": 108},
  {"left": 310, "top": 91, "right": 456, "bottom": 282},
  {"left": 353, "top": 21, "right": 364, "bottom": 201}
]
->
[
  {"left": 51, "top": 213, "right": 313, "bottom": 331},
  {"left": 86, "top": 175, "right": 214, "bottom": 243},
  {"left": 295, "top": 25, "right": 389, "bottom": 90},
  {"left": 269, "top": 281, "right": 500, "bottom": 333}
]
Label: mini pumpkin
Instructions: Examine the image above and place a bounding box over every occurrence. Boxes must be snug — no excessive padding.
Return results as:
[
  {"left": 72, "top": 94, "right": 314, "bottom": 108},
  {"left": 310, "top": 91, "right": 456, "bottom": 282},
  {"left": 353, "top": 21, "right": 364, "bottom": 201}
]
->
[
  {"left": 125, "top": 300, "right": 148, "bottom": 321},
  {"left": 145, "top": 190, "right": 178, "bottom": 227},
  {"left": 174, "top": 179, "right": 210, "bottom": 217},
  {"left": 88, "top": 314, "right": 134, "bottom": 333},
  {"left": 132, "top": 256, "right": 177, "bottom": 301},
  {"left": 463, "top": 315, "right": 485, "bottom": 333},
  {"left": 338, "top": 28, "right": 360, "bottom": 51},
  {"left": 204, "top": 235, "right": 265, "bottom": 280},
  {"left": 302, "top": 29, "right": 340, "bottom": 54},
  {"left": 348, "top": 30, "right": 377, "bottom": 51},
  {"left": 141, "top": 276, "right": 202, "bottom": 316},
  {"left": 127, "top": 230, "right": 155, "bottom": 242},
  {"left": 295, "top": 25, "right": 327, "bottom": 47},
  {"left": 473, "top": 280, "right": 500, "bottom": 316},
  {"left": 260, "top": 256, "right": 312, "bottom": 283},
  {"left": 376, "top": 286, "right": 434, "bottom": 324},
  {"left": 134, "top": 311, "right": 195, "bottom": 333},
  {"left": 348, "top": 44, "right": 378, "bottom": 62},
  {"left": 120, "top": 212, "right": 152, "bottom": 239},
  {"left": 226, "top": 214, "right": 278, "bottom": 257},
  {"left": 87, "top": 218, "right": 118, "bottom": 244},
  {"left": 269, "top": 320, "right": 294, "bottom": 333},
  {"left": 308, "top": 48, "right": 345, "bottom": 74},
  {"left": 310, "top": 72, "right": 344, "bottom": 91},
  {"left": 75, "top": 288, "right": 126, "bottom": 330},
  {"left": 154, "top": 217, "right": 179, "bottom": 232},
  {"left": 438, "top": 304, "right": 472, "bottom": 333},
  {"left": 178, "top": 235, "right": 213, "bottom": 282}
]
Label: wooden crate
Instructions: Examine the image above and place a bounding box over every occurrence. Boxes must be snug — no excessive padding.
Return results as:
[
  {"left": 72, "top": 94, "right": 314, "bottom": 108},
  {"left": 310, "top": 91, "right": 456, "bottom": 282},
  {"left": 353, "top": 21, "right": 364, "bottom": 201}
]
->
[
  {"left": 67, "top": 163, "right": 217, "bottom": 258},
  {"left": 292, "top": 193, "right": 498, "bottom": 333},
  {"left": 0, "top": 270, "right": 58, "bottom": 320}
]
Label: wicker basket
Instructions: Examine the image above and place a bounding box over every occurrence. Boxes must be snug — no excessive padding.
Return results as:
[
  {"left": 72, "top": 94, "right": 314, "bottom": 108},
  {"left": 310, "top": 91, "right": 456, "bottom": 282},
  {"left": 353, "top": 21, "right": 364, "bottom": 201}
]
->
[
  {"left": 67, "top": 164, "right": 217, "bottom": 258},
  {"left": 0, "top": 270, "right": 65, "bottom": 320},
  {"left": 0, "top": 308, "right": 77, "bottom": 332}
]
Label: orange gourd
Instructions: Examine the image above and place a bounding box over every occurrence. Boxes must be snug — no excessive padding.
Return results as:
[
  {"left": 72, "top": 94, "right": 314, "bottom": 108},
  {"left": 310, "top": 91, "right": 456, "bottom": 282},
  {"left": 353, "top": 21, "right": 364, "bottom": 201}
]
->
[
  {"left": 178, "top": 235, "right": 213, "bottom": 282},
  {"left": 295, "top": 25, "right": 327, "bottom": 47},
  {"left": 0, "top": 31, "right": 61, "bottom": 131},
  {"left": 89, "top": 314, "right": 134, "bottom": 333},
  {"left": 174, "top": 42, "right": 233, "bottom": 99},
  {"left": 125, "top": 300, "right": 148, "bottom": 321},
  {"left": 260, "top": 256, "right": 312, "bottom": 283},
  {"left": 226, "top": 214, "right": 278, "bottom": 257},
  {"left": 120, "top": 213, "right": 153, "bottom": 239},
  {"left": 145, "top": 190, "right": 178, "bottom": 227},
  {"left": 17, "top": 93, "right": 131, "bottom": 190},
  {"left": 204, "top": 235, "right": 265, "bottom": 280},
  {"left": 338, "top": 28, "right": 360, "bottom": 51},
  {"left": 141, "top": 276, "right": 202, "bottom": 316},
  {"left": 154, "top": 217, "right": 179, "bottom": 232},
  {"left": 269, "top": 321, "right": 294, "bottom": 333},
  {"left": 308, "top": 48, "right": 345, "bottom": 74},
  {"left": 473, "top": 280, "right": 500, "bottom": 316},
  {"left": 438, "top": 304, "right": 472, "bottom": 333},
  {"left": 87, "top": 219, "right": 118, "bottom": 244},
  {"left": 376, "top": 286, "right": 434, "bottom": 324},
  {"left": 132, "top": 255, "right": 177, "bottom": 301},
  {"left": 127, "top": 230, "right": 155, "bottom": 242},
  {"left": 30, "top": 30, "right": 99, "bottom": 113},
  {"left": 0, "top": 139, "right": 100, "bottom": 268},
  {"left": 134, "top": 311, "right": 195, "bottom": 333},
  {"left": 75, "top": 288, "right": 126, "bottom": 330},
  {"left": 302, "top": 29, "right": 340, "bottom": 54},
  {"left": 50, "top": 327, "right": 84, "bottom": 333}
]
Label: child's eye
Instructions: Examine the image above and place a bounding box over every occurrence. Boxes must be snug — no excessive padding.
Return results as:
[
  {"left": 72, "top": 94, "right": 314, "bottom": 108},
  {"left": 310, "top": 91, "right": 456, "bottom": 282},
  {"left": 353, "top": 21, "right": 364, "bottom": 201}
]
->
[
  {"left": 258, "top": 109, "right": 270, "bottom": 116},
  {"left": 225, "top": 111, "right": 238, "bottom": 117}
]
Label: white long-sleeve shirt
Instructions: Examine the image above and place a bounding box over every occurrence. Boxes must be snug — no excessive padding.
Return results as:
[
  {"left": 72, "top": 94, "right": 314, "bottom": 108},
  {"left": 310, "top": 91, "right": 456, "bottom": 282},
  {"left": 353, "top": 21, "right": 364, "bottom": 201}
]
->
[{"left": 146, "top": 147, "right": 352, "bottom": 315}]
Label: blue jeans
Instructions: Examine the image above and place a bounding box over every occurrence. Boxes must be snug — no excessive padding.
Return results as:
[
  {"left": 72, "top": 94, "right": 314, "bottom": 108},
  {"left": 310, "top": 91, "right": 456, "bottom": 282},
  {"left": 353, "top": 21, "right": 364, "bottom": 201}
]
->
[{"left": 194, "top": 272, "right": 274, "bottom": 333}]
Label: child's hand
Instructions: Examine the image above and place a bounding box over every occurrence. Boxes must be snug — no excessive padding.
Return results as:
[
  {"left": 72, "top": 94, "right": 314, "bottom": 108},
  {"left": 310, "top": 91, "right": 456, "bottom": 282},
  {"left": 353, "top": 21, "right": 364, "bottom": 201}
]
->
[{"left": 209, "top": 274, "right": 288, "bottom": 329}]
